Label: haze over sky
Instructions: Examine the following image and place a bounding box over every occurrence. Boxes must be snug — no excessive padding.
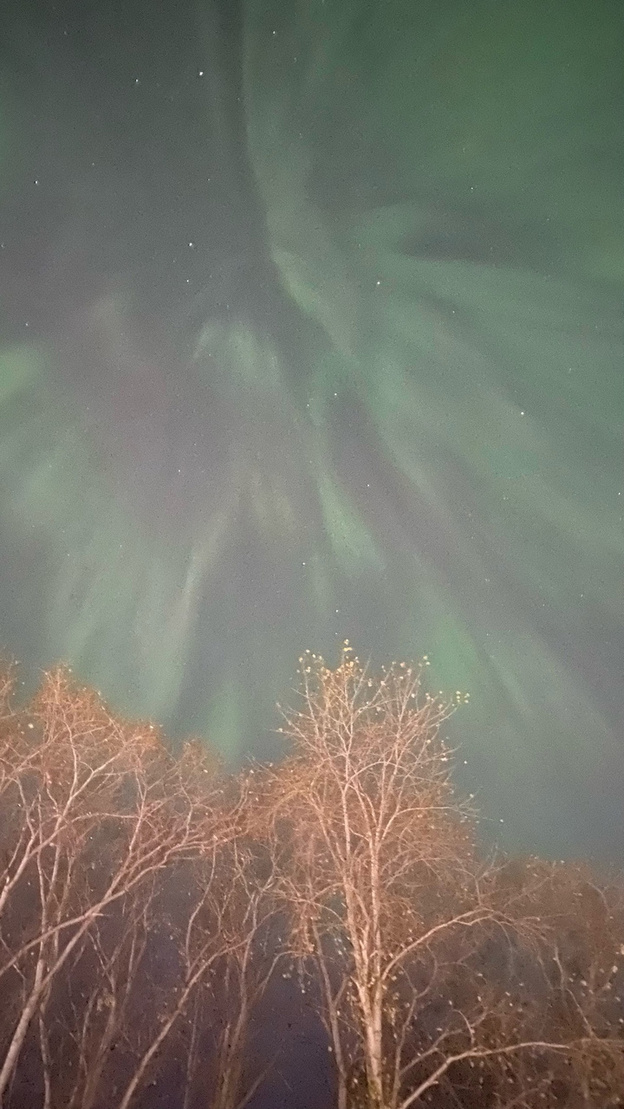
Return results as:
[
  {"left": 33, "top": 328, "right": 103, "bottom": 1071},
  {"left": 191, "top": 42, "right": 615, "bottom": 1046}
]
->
[{"left": 0, "top": 0, "right": 622, "bottom": 859}]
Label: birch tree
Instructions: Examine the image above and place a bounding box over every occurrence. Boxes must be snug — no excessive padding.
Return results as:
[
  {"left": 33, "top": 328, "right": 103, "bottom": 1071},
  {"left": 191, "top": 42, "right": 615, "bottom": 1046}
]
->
[
  {"left": 178, "top": 836, "right": 282, "bottom": 1109},
  {"left": 263, "top": 645, "right": 624, "bottom": 1109},
  {"left": 0, "top": 667, "right": 216, "bottom": 1107}
]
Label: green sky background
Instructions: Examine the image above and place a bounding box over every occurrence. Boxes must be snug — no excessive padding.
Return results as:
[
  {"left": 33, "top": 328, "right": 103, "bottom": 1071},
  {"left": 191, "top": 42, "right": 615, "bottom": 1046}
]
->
[{"left": 0, "top": 0, "right": 622, "bottom": 858}]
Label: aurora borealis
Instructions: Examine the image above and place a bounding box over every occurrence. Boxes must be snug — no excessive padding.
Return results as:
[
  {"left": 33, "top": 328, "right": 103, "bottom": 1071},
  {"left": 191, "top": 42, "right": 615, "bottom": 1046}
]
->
[{"left": 0, "top": 0, "right": 622, "bottom": 857}]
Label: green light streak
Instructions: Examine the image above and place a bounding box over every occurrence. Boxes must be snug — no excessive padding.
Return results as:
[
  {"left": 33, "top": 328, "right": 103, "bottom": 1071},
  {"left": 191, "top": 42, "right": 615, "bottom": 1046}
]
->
[{"left": 0, "top": 0, "right": 622, "bottom": 855}]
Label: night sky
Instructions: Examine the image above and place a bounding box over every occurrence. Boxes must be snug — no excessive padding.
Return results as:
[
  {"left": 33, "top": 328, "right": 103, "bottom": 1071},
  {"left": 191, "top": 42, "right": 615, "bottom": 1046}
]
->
[{"left": 0, "top": 0, "right": 622, "bottom": 860}]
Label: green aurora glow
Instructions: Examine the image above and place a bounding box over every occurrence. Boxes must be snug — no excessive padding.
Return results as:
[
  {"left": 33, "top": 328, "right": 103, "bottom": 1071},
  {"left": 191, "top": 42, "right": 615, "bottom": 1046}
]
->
[{"left": 0, "top": 0, "right": 622, "bottom": 856}]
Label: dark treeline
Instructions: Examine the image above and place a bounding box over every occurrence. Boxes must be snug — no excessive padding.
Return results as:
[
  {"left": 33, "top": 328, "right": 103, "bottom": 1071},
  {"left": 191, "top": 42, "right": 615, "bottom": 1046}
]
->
[{"left": 0, "top": 647, "right": 622, "bottom": 1109}]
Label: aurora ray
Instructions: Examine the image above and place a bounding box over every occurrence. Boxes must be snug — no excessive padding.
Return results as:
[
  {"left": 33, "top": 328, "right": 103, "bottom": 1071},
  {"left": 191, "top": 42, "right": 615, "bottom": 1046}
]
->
[{"left": 0, "top": 0, "right": 622, "bottom": 856}]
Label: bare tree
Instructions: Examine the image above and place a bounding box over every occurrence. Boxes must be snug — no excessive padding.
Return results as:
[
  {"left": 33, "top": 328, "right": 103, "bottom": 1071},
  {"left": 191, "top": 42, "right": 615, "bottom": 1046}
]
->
[
  {"left": 0, "top": 668, "right": 217, "bottom": 1107},
  {"left": 1, "top": 656, "right": 622, "bottom": 1108},
  {"left": 179, "top": 835, "right": 282, "bottom": 1109},
  {"left": 477, "top": 857, "right": 624, "bottom": 1108},
  {"left": 113, "top": 760, "right": 281, "bottom": 1109},
  {"left": 261, "top": 646, "right": 624, "bottom": 1109},
  {"left": 0, "top": 667, "right": 284, "bottom": 1109},
  {"left": 31, "top": 880, "right": 155, "bottom": 1109}
]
